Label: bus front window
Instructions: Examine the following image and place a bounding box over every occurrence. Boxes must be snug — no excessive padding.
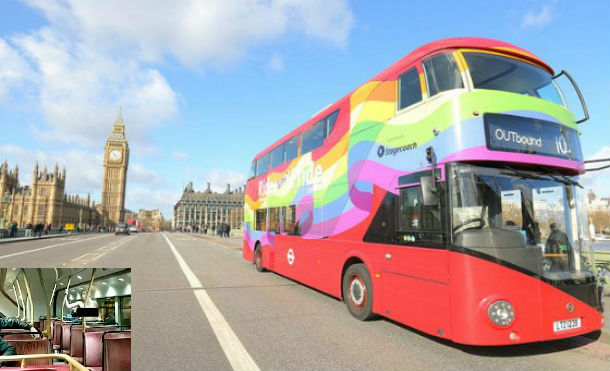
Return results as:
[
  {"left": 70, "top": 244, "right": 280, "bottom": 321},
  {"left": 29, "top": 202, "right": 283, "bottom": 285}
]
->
[
  {"left": 462, "top": 51, "right": 565, "bottom": 106},
  {"left": 450, "top": 164, "right": 595, "bottom": 283}
]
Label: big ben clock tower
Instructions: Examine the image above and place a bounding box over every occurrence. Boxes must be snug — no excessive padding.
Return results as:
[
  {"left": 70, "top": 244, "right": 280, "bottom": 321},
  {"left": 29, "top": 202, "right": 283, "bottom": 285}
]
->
[{"left": 101, "top": 108, "right": 130, "bottom": 225}]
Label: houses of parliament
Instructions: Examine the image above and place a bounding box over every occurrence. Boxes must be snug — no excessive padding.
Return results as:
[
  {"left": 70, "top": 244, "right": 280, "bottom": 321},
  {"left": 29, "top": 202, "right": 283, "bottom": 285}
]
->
[{"left": 0, "top": 110, "right": 129, "bottom": 228}]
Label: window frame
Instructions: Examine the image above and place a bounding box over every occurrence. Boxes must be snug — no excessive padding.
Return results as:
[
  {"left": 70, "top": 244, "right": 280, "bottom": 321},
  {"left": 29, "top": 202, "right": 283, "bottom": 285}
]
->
[
  {"left": 397, "top": 66, "right": 424, "bottom": 111},
  {"left": 395, "top": 174, "right": 448, "bottom": 248},
  {"left": 421, "top": 51, "right": 465, "bottom": 99}
]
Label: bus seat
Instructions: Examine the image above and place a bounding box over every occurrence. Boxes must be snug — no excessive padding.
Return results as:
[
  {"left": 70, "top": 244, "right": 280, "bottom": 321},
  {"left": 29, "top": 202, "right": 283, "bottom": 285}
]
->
[
  {"left": 82, "top": 328, "right": 118, "bottom": 369},
  {"left": 60, "top": 323, "right": 73, "bottom": 354},
  {"left": 103, "top": 332, "right": 130, "bottom": 371},
  {"left": 68, "top": 325, "right": 83, "bottom": 362},
  {"left": 5, "top": 338, "right": 52, "bottom": 365},
  {"left": 52, "top": 322, "right": 62, "bottom": 350}
]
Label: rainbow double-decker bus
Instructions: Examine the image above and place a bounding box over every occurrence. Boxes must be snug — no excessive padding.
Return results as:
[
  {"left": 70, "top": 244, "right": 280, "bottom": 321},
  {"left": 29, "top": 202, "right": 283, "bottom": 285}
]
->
[{"left": 243, "top": 37, "right": 603, "bottom": 345}]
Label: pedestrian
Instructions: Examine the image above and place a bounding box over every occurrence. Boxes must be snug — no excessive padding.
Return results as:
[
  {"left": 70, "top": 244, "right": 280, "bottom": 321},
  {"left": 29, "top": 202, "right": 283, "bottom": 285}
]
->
[
  {"left": 225, "top": 223, "right": 231, "bottom": 238},
  {"left": 25, "top": 223, "right": 33, "bottom": 237},
  {"left": 35, "top": 223, "right": 43, "bottom": 237},
  {"left": 9, "top": 222, "right": 17, "bottom": 238}
]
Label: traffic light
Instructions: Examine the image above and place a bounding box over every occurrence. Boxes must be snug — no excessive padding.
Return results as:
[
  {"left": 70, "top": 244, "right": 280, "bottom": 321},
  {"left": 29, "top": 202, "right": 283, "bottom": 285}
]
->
[{"left": 426, "top": 146, "right": 435, "bottom": 164}]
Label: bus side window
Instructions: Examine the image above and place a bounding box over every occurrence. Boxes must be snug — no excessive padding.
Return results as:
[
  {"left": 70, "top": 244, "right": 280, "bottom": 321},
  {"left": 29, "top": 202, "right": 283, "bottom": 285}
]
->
[
  {"left": 284, "top": 135, "right": 299, "bottom": 163},
  {"left": 248, "top": 161, "right": 256, "bottom": 179},
  {"left": 302, "top": 120, "right": 325, "bottom": 154},
  {"left": 422, "top": 52, "right": 463, "bottom": 97},
  {"left": 282, "top": 205, "right": 300, "bottom": 236},
  {"left": 256, "top": 153, "right": 269, "bottom": 177},
  {"left": 326, "top": 111, "right": 339, "bottom": 138},
  {"left": 255, "top": 209, "right": 267, "bottom": 231},
  {"left": 398, "top": 185, "right": 445, "bottom": 246},
  {"left": 398, "top": 67, "right": 422, "bottom": 110},
  {"left": 268, "top": 207, "right": 280, "bottom": 234},
  {"left": 270, "top": 146, "right": 283, "bottom": 170}
]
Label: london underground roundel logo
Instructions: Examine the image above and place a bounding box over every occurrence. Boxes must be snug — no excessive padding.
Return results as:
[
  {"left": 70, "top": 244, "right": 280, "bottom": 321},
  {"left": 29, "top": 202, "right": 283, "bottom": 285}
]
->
[{"left": 287, "top": 248, "right": 295, "bottom": 265}]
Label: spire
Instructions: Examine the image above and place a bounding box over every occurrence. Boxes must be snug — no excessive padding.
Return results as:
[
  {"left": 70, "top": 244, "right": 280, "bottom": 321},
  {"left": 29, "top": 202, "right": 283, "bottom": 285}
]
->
[{"left": 114, "top": 106, "right": 124, "bottom": 126}]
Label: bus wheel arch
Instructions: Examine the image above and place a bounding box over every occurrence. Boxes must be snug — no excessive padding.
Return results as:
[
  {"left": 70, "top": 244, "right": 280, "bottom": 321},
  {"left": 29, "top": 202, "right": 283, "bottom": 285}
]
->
[
  {"left": 341, "top": 257, "right": 375, "bottom": 320},
  {"left": 254, "top": 241, "right": 266, "bottom": 272}
]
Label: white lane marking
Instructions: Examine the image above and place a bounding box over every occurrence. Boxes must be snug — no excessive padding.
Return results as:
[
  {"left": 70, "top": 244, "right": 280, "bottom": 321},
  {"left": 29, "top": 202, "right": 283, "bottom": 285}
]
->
[
  {"left": 162, "top": 232, "right": 259, "bottom": 371},
  {"left": 71, "top": 253, "right": 95, "bottom": 262},
  {"left": 0, "top": 234, "right": 110, "bottom": 260},
  {"left": 90, "top": 252, "right": 106, "bottom": 262},
  {"left": 110, "top": 236, "right": 136, "bottom": 250}
]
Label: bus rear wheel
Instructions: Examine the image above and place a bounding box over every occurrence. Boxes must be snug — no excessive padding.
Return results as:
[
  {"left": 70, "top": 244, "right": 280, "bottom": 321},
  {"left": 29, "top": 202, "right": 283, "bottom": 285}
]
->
[
  {"left": 254, "top": 244, "right": 265, "bottom": 272},
  {"left": 342, "top": 263, "right": 375, "bottom": 320}
]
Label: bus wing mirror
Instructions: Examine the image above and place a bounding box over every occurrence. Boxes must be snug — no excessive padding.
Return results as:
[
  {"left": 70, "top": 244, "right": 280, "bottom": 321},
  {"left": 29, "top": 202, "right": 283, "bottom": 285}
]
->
[
  {"left": 421, "top": 176, "right": 439, "bottom": 206},
  {"left": 553, "top": 70, "right": 589, "bottom": 124}
]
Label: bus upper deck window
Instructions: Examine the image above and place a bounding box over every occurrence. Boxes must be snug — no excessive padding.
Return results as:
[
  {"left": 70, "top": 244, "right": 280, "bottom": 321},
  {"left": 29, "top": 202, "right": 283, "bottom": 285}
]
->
[
  {"left": 284, "top": 135, "right": 299, "bottom": 162},
  {"left": 270, "top": 145, "right": 283, "bottom": 169},
  {"left": 248, "top": 161, "right": 256, "bottom": 179},
  {"left": 423, "top": 52, "right": 463, "bottom": 97},
  {"left": 398, "top": 67, "right": 422, "bottom": 110},
  {"left": 302, "top": 120, "right": 325, "bottom": 154},
  {"left": 326, "top": 111, "right": 339, "bottom": 137},
  {"left": 462, "top": 52, "right": 563, "bottom": 106},
  {"left": 256, "top": 154, "right": 269, "bottom": 177}
]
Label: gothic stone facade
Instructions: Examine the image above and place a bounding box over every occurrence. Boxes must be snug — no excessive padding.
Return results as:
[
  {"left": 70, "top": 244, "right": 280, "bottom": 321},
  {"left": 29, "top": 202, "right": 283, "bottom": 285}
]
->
[
  {"left": 174, "top": 182, "right": 244, "bottom": 230},
  {"left": 0, "top": 161, "right": 102, "bottom": 227}
]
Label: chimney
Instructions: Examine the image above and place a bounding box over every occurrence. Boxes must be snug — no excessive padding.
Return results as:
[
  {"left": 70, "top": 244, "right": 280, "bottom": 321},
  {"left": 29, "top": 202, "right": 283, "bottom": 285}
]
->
[
  {"left": 206, "top": 182, "right": 211, "bottom": 193},
  {"left": 226, "top": 183, "right": 231, "bottom": 194}
]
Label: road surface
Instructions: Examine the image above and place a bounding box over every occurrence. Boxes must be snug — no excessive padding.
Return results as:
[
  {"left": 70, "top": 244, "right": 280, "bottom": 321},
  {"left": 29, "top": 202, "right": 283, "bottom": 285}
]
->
[{"left": 0, "top": 232, "right": 607, "bottom": 370}]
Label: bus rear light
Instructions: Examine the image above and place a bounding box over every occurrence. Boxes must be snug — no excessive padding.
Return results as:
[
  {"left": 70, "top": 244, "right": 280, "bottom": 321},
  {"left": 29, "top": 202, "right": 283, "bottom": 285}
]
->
[{"left": 488, "top": 300, "right": 515, "bottom": 327}]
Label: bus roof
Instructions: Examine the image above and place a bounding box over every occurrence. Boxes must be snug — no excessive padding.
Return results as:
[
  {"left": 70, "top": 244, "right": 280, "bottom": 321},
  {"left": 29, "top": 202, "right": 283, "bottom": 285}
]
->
[{"left": 253, "top": 37, "right": 552, "bottom": 161}]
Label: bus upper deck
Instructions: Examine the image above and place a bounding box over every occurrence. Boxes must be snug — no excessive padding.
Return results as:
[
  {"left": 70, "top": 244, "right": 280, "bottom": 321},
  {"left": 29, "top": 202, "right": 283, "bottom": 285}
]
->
[
  {"left": 243, "top": 37, "right": 602, "bottom": 346},
  {"left": 0, "top": 268, "right": 131, "bottom": 370}
]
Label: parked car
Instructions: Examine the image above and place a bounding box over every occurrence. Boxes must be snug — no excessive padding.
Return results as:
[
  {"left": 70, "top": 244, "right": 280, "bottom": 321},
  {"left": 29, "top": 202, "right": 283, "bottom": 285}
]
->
[{"left": 115, "top": 223, "right": 130, "bottom": 235}]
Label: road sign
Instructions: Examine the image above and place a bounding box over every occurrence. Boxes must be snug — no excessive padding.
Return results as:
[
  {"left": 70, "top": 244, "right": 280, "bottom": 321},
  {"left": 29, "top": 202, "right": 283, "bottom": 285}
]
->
[{"left": 65, "top": 223, "right": 75, "bottom": 231}]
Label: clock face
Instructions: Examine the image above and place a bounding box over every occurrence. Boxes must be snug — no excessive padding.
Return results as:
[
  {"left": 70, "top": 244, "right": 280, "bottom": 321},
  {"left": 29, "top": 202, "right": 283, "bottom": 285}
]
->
[{"left": 109, "top": 150, "right": 122, "bottom": 162}]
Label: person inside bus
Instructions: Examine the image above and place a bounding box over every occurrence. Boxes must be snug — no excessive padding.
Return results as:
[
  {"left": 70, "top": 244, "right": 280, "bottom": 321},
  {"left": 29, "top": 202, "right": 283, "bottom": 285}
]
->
[
  {"left": 545, "top": 223, "right": 573, "bottom": 271},
  {"left": 0, "top": 317, "right": 38, "bottom": 365},
  {"left": 64, "top": 290, "right": 101, "bottom": 321}
]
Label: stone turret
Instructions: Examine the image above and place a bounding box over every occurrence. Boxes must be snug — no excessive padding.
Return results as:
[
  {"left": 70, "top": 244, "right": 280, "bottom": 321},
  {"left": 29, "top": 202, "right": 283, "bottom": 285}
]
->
[
  {"left": 225, "top": 183, "right": 231, "bottom": 194},
  {"left": 205, "top": 182, "right": 212, "bottom": 193}
]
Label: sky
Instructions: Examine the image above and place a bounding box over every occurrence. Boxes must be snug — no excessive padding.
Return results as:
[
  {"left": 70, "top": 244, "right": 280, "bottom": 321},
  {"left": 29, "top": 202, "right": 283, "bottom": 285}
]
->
[{"left": 0, "top": 0, "right": 608, "bottom": 219}]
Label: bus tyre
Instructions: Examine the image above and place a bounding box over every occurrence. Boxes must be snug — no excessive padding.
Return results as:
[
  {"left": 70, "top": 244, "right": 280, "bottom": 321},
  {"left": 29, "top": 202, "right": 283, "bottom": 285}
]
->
[
  {"left": 254, "top": 244, "right": 265, "bottom": 272},
  {"left": 342, "top": 263, "right": 375, "bottom": 321}
]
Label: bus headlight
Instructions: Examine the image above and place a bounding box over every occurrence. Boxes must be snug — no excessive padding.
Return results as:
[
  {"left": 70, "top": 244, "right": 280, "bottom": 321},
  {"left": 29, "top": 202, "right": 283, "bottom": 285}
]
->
[{"left": 488, "top": 300, "right": 514, "bottom": 327}]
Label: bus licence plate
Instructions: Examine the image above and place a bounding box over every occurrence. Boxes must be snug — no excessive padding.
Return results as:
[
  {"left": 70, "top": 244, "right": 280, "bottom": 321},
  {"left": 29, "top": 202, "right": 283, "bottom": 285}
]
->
[{"left": 553, "top": 318, "right": 581, "bottom": 332}]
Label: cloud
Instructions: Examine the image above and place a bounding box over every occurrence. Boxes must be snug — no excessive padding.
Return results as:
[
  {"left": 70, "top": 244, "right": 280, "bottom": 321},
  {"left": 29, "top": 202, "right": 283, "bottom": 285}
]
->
[
  {"left": 521, "top": 2, "right": 556, "bottom": 29},
  {"left": 1, "top": 1, "right": 354, "bottom": 148},
  {"left": 129, "top": 163, "right": 164, "bottom": 186},
  {"left": 200, "top": 169, "right": 246, "bottom": 193},
  {"left": 125, "top": 187, "right": 181, "bottom": 219},
  {"left": 171, "top": 151, "right": 188, "bottom": 160},
  {"left": 266, "top": 53, "right": 285, "bottom": 72}
]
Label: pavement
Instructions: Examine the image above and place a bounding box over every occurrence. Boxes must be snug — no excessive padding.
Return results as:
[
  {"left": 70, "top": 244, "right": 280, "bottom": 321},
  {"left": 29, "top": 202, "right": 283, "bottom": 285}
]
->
[{"left": 0, "top": 232, "right": 607, "bottom": 371}]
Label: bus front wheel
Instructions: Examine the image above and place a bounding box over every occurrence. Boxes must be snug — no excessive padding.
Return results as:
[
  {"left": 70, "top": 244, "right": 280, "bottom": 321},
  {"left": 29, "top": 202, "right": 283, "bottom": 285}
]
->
[
  {"left": 342, "top": 263, "right": 375, "bottom": 321},
  {"left": 254, "top": 244, "right": 265, "bottom": 272}
]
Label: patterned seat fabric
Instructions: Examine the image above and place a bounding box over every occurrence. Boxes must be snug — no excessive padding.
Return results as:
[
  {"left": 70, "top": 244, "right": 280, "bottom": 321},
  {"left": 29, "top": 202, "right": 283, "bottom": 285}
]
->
[{"left": 5, "top": 338, "right": 52, "bottom": 366}]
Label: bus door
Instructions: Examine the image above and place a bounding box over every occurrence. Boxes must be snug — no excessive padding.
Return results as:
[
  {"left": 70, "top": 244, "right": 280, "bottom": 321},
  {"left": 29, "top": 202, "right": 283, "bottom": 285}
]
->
[{"left": 381, "top": 178, "right": 451, "bottom": 337}]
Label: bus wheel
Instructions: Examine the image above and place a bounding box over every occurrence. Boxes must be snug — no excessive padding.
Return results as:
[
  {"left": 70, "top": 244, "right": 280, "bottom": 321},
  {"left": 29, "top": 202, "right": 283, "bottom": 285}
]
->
[
  {"left": 342, "top": 263, "right": 374, "bottom": 320},
  {"left": 254, "top": 244, "right": 265, "bottom": 272}
]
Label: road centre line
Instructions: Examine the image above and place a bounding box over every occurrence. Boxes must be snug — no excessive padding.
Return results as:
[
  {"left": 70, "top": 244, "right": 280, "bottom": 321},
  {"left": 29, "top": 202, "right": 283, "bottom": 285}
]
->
[
  {"left": 161, "top": 232, "right": 259, "bottom": 371},
  {"left": 0, "top": 234, "right": 110, "bottom": 260}
]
